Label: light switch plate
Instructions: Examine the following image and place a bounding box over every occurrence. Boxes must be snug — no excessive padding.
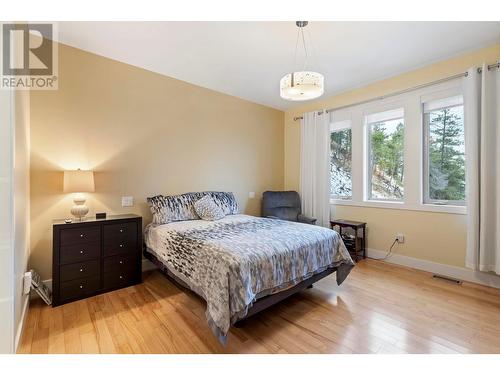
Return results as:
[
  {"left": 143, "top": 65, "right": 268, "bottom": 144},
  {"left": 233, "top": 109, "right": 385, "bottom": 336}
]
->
[
  {"left": 122, "top": 196, "right": 134, "bottom": 207},
  {"left": 248, "top": 192, "right": 255, "bottom": 199}
]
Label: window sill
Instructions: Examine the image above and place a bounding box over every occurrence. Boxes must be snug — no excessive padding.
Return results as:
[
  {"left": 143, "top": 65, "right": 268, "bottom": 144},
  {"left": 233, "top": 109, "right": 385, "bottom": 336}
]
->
[
  {"left": 420, "top": 203, "right": 466, "bottom": 215},
  {"left": 330, "top": 199, "right": 466, "bottom": 215}
]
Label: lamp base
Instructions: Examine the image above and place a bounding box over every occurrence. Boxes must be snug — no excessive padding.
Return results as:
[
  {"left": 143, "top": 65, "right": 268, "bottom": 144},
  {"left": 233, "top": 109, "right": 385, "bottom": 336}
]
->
[{"left": 71, "top": 193, "right": 89, "bottom": 221}]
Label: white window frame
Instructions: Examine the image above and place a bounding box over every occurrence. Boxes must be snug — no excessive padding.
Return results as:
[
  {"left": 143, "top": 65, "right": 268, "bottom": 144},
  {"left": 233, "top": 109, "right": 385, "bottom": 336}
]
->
[
  {"left": 422, "top": 95, "right": 465, "bottom": 207},
  {"left": 329, "top": 120, "right": 352, "bottom": 200}
]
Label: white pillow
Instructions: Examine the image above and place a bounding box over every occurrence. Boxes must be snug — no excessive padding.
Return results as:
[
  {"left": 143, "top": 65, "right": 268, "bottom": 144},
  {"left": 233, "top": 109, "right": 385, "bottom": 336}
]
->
[{"left": 194, "top": 196, "right": 225, "bottom": 221}]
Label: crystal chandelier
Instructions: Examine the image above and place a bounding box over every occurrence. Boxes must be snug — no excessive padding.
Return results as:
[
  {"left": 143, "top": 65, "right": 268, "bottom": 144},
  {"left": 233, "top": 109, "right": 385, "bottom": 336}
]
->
[{"left": 280, "top": 21, "right": 324, "bottom": 101}]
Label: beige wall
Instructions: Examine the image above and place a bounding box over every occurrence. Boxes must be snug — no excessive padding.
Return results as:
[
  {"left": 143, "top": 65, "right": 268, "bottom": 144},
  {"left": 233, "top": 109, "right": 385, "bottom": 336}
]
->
[
  {"left": 285, "top": 44, "right": 500, "bottom": 268},
  {"left": 30, "top": 43, "right": 284, "bottom": 280}
]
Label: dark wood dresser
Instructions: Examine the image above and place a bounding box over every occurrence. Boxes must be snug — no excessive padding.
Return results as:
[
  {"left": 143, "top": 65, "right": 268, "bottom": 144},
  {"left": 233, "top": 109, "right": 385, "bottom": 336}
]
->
[{"left": 52, "top": 214, "right": 142, "bottom": 307}]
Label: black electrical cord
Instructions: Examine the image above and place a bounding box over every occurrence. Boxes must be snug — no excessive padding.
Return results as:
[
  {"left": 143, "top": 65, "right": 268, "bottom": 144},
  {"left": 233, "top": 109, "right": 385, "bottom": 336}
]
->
[{"left": 368, "top": 238, "right": 399, "bottom": 261}]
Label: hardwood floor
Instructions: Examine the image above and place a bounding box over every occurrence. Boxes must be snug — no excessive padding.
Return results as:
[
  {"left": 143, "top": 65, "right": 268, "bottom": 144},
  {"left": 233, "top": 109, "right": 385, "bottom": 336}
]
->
[{"left": 18, "top": 259, "right": 500, "bottom": 354}]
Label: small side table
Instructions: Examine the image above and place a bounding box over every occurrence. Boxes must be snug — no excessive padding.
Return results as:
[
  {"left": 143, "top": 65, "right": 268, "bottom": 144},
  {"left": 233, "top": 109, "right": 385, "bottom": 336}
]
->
[{"left": 330, "top": 219, "right": 366, "bottom": 262}]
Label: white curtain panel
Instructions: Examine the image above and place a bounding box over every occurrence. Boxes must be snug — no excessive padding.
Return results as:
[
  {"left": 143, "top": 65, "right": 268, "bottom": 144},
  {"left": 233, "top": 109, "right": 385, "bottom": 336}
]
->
[
  {"left": 464, "top": 64, "right": 500, "bottom": 273},
  {"left": 300, "top": 110, "right": 331, "bottom": 227}
]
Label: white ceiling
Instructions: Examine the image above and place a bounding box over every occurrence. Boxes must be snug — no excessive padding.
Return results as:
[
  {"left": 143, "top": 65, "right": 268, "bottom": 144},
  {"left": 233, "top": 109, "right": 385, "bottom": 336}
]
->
[{"left": 56, "top": 22, "right": 500, "bottom": 110}]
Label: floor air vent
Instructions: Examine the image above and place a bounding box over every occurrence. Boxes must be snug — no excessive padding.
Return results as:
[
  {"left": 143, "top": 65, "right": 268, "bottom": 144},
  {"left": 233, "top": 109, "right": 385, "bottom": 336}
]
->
[{"left": 432, "top": 274, "right": 463, "bottom": 285}]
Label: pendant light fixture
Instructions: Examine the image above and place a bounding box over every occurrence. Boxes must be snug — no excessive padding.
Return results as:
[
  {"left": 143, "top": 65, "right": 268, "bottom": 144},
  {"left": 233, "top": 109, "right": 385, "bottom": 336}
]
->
[{"left": 280, "top": 21, "right": 324, "bottom": 101}]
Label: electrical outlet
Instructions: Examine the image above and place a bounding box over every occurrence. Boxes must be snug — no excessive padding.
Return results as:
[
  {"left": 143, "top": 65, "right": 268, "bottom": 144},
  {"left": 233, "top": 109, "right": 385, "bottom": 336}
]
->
[
  {"left": 248, "top": 192, "right": 256, "bottom": 199},
  {"left": 396, "top": 233, "right": 405, "bottom": 243},
  {"left": 121, "top": 196, "right": 134, "bottom": 207}
]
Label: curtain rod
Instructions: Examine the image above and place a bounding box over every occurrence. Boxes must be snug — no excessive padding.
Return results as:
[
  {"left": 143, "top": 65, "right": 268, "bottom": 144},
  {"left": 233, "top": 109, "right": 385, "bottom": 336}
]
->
[{"left": 293, "top": 61, "right": 500, "bottom": 121}]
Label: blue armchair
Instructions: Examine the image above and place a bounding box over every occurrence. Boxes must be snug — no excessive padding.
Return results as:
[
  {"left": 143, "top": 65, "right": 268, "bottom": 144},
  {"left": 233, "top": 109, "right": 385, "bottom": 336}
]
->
[{"left": 261, "top": 191, "right": 317, "bottom": 225}]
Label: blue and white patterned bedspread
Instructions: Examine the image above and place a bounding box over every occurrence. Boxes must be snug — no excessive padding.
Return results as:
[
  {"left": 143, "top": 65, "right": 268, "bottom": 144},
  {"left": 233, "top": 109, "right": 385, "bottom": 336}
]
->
[{"left": 145, "top": 214, "right": 354, "bottom": 343}]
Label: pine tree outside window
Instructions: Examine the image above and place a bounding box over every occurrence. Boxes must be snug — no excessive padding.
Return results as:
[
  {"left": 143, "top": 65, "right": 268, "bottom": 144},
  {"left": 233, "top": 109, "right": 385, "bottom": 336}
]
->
[
  {"left": 423, "top": 96, "right": 465, "bottom": 205},
  {"left": 366, "top": 108, "right": 405, "bottom": 201}
]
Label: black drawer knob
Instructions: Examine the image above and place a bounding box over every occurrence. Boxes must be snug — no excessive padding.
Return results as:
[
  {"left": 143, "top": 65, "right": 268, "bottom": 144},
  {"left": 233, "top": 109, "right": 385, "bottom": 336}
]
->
[
  {"left": 119, "top": 244, "right": 123, "bottom": 248},
  {"left": 80, "top": 268, "right": 83, "bottom": 272},
  {"left": 80, "top": 250, "right": 84, "bottom": 254},
  {"left": 119, "top": 275, "right": 123, "bottom": 279},
  {"left": 119, "top": 261, "right": 123, "bottom": 264},
  {"left": 80, "top": 234, "right": 84, "bottom": 238},
  {"left": 79, "top": 285, "right": 83, "bottom": 289},
  {"left": 120, "top": 229, "right": 124, "bottom": 233}
]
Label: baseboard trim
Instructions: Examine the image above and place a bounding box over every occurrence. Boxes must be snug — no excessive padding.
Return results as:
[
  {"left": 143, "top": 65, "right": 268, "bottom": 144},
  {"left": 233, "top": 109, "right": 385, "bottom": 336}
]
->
[
  {"left": 14, "top": 296, "right": 29, "bottom": 352},
  {"left": 366, "top": 248, "right": 500, "bottom": 289}
]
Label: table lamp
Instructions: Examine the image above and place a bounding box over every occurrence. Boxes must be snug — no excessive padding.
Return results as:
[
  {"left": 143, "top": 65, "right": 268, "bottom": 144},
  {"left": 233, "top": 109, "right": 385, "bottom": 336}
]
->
[{"left": 63, "top": 169, "right": 95, "bottom": 221}]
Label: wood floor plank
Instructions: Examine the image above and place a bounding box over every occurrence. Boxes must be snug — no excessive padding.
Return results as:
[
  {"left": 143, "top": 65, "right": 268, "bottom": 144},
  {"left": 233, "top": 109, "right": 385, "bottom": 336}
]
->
[
  {"left": 47, "top": 305, "right": 65, "bottom": 353},
  {"left": 18, "top": 259, "right": 500, "bottom": 354},
  {"left": 17, "top": 300, "right": 40, "bottom": 354},
  {"left": 62, "top": 302, "right": 82, "bottom": 353},
  {"left": 30, "top": 300, "right": 50, "bottom": 354}
]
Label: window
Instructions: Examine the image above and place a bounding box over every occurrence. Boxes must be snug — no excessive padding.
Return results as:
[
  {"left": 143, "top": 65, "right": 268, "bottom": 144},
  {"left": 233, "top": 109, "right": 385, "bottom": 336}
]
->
[
  {"left": 423, "top": 96, "right": 465, "bottom": 205},
  {"left": 320, "top": 81, "right": 465, "bottom": 214},
  {"left": 330, "top": 121, "right": 352, "bottom": 199},
  {"left": 366, "top": 108, "right": 405, "bottom": 201}
]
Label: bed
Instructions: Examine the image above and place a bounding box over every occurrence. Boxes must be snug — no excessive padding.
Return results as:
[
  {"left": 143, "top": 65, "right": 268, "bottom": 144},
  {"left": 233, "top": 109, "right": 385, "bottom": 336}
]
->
[{"left": 144, "top": 192, "right": 354, "bottom": 344}]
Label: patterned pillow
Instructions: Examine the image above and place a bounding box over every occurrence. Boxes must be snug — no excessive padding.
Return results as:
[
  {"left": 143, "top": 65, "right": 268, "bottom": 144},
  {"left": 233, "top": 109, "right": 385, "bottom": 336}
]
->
[
  {"left": 194, "top": 196, "right": 225, "bottom": 221},
  {"left": 147, "top": 191, "right": 239, "bottom": 224},
  {"left": 147, "top": 193, "right": 200, "bottom": 224},
  {"left": 204, "top": 191, "right": 239, "bottom": 215}
]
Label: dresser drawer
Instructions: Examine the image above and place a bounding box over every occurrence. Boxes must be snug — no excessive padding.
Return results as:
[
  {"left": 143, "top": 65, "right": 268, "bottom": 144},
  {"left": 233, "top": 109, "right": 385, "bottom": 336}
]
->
[
  {"left": 59, "top": 242, "right": 100, "bottom": 265},
  {"left": 60, "top": 260, "right": 100, "bottom": 282},
  {"left": 103, "top": 239, "right": 137, "bottom": 256},
  {"left": 103, "top": 254, "right": 138, "bottom": 274},
  {"left": 103, "top": 237, "right": 137, "bottom": 257},
  {"left": 103, "top": 222, "right": 137, "bottom": 242},
  {"left": 103, "top": 267, "right": 138, "bottom": 290},
  {"left": 60, "top": 276, "right": 100, "bottom": 301},
  {"left": 60, "top": 226, "right": 100, "bottom": 246}
]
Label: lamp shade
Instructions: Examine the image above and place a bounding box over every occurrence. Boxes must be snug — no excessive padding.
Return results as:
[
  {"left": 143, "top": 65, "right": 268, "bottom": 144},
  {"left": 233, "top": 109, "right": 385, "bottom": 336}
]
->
[
  {"left": 280, "top": 71, "right": 324, "bottom": 101},
  {"left": 63, "top": 169, "right": 95, "bottom": 193}
]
